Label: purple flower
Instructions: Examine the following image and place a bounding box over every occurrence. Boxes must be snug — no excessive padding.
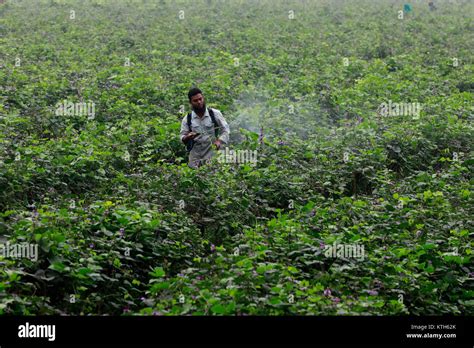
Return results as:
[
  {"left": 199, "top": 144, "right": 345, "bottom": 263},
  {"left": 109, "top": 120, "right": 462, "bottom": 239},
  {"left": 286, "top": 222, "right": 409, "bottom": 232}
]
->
[
  {"left": 119, "top": 228, "right": 125, "bottom": 237},
  {"left": 210, "top": 244, "right": 216, "bottom": 252},
  {"left": 368, "top": 290, "right": 378, "bottom": 296},
  {"left": 89, "top": 243, "right": 94, "bottom": 249},
  {"left": 140, "top": 297, "right": 146, "bottom": 302},
  {"left": 323, "top": 288, "right": 332, "bottom": 297},
  {"left": 332, "top": 297, "right": 340, "bottom": 303},
  {"left": 278, "top": 140, "right": 286, "bottom": 146},
  {"left": 259, "top": 127, "right": 264, "bottom": 145},
  {"left": 319, "top": 242, "right": 326, "bottom": 249}
]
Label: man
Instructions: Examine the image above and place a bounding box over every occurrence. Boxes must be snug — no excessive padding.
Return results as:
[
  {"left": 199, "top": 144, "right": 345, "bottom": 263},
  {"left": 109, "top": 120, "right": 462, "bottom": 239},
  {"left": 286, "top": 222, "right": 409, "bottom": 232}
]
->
[{"left": 180, "top": 88, "right": 230, "bottom": 168}]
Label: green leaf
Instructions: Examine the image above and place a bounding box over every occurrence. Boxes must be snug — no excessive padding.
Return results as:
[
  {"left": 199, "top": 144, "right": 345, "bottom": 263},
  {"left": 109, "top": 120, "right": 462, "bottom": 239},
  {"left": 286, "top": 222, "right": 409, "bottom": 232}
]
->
[
  {"left": 211, "top": 303, "right": 226, "bottom": 314},
  {"left": 49, "top": 262, "right": 70, "bottom": 273},
  {"left": 150, "top": 267, "right": 165, "bottom": 278}
]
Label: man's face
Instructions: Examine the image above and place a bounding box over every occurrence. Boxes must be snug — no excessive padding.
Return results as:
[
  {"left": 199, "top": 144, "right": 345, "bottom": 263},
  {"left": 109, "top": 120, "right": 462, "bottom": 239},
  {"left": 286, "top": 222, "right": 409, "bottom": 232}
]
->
[{"left": 190, "top": 93, "right": 206, "bottom": 113}]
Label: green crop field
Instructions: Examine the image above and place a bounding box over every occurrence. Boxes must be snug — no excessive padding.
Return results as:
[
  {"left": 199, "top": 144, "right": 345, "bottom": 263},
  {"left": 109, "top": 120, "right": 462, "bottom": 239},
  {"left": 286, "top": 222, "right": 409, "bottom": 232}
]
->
[{"left": 0, "top": 0, "right": 472, "bottom": 317}]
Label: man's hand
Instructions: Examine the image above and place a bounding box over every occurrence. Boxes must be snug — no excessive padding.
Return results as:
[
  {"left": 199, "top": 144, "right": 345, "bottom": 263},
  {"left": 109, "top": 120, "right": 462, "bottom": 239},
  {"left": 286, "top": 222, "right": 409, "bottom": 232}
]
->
[
  {"left": 183, "top": 132, "right": 199, "bottom": 143},
  {"left": 213, "top": 139, "right": 223, "bottom": 150}
]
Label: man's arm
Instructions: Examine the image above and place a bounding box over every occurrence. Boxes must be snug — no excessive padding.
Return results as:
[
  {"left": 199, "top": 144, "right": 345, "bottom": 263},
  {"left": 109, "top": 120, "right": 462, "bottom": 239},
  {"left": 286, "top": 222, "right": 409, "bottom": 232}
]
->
[
  {"left": 213, "top": 110, "right": 230, "bottom": 145},
  {"left": 180, "top": 115, "right": 198, "bottom": 143},
  {"left": 180, "top": 115, "right": 189, "bottom": 143}
]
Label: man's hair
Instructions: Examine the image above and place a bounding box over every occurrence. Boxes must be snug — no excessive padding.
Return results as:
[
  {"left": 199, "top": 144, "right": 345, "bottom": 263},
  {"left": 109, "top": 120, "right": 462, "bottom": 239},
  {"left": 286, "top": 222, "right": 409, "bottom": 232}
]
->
[{"left": 188, "top": 87, "right": 203, "bottom": 101}]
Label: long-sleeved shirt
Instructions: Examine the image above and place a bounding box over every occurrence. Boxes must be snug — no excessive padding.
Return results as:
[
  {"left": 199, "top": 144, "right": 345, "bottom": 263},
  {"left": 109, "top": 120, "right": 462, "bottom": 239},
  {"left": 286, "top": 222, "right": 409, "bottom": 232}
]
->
[{"left": 180, "top": 107, "right": 230, "bottom": 168}]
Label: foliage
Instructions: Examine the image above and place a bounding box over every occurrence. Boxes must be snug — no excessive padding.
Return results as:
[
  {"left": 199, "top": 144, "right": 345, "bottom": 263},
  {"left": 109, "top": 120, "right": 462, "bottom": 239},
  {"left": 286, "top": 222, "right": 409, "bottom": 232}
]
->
[{"left": 0, "top": 0, "right": 472, "bottom": 315}]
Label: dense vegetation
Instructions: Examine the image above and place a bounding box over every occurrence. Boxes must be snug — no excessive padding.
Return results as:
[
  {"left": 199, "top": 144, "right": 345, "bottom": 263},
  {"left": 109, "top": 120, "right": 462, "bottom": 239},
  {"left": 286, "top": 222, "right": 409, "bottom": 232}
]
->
[{"left": 0, "top": 0, "right": 472, "bottom": 315}]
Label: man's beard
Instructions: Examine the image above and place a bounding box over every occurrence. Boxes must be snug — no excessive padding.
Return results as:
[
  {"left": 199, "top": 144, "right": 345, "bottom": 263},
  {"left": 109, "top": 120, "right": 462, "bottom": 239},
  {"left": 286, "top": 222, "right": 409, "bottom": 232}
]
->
[{"left": 193, "top": 103, "right": 206, "bottom": 114}]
